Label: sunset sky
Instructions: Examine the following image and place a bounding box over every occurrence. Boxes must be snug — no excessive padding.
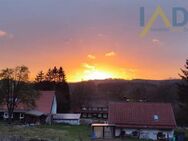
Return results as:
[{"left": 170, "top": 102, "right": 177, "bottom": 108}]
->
[{"left": 0, "top": 0, "right": 188, "bottom": 82}]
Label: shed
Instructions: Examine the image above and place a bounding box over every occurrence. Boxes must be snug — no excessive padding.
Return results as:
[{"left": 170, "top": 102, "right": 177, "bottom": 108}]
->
[{"left": 53, "top": 114, "right": 81, "bottom": 125}]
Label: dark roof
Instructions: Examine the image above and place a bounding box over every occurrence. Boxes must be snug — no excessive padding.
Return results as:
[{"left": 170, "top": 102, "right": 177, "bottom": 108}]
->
[{"left": 108, "top": 102, "right": 176, "bottom": 129}]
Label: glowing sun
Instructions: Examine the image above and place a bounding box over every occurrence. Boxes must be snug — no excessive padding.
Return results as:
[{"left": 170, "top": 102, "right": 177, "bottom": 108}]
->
[{"left": 83, "top": 70, "right": 114, "bottom": 80}]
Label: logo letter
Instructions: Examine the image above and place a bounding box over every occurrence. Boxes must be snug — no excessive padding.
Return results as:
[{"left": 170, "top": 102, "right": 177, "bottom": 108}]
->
[
  {"left": 140, "top": 6, "right": 171, "bottom": 37},
  {"left": 173, "top": 7, "right": 188, "bottom": 26},
  {"left": 140, "top": 7, "right": 145, "bottom": 26}
]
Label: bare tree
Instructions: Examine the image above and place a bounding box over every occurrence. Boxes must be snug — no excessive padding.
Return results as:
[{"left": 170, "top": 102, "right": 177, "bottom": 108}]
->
[{"left": 0, "top": 65, "right": 39, "bottom": 123}]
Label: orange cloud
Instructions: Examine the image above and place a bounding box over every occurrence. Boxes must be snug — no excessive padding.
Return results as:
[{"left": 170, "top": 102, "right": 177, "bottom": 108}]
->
[
  {"left": 87, "top": 54, "right": 96, "bottom": 59},
  {"left": 105, "top": 51, "right": 116, "bottom": 57},
  {"left": 82, "top": 63, "right": 95, "bottom": 70}
]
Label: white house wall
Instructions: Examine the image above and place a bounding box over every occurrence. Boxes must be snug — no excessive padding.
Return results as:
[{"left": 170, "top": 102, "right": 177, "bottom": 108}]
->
[
  {"left": 140, "top": 129, "right": 159, "bottom": 140},
  {"left": 115, "top": 128, "right": 174, "bottom": 140},
  {"left": 139, "top": 129, "right": 174, "bottom": 140},
  {"left": 51, "top": 96, "right": 57, "bottom": 114}
]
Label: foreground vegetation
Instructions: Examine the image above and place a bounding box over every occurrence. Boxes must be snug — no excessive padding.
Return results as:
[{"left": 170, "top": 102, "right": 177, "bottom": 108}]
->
[
  {"left": 0, "top": 123, "right": 149, "bottom": 141},
  {"left": 0, "top": 123, "right": 90, "bottom": 141},
  {"left": 0, "top": 122, "right": 188, "bottom": 141}
]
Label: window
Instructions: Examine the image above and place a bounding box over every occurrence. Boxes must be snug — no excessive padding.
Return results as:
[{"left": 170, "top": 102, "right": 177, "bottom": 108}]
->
[
  {"left": 92, "top": 113, "right": 97, "bottom": 118},
  {"left": 3, "top": 112, "right": 8, "bottom": 119},
  {"left": 82, "top": 113, "right": 87, "bottom": 118},
  {"left": 82, "top": 107, "right": 87, "bottom": 111},
  {"left": 20, "top": 113, "right": 24, "bottom": 119},
  {"left": 3, "top": 112, "right": 13, "bottom": 119},
  {"left": 154, "top": 115, "right": 159, "bottom": 121},
  {"left": 98, "top": 114, "right": 102, "bottom": 118},
  {"left": 88, "top": 107, "right": 92, "bottom": 111},
  {"left": 93, "top": 107, "right": 97, "bottom": 111},
  {"left": 103, "top": 107, "right": 108, "bottom": 111},
  {"left": 88, "top": 114, "right": 92, "bottom": 118},
  {"left": 98, "top": 107, "right": 102, "bottom": 111},
  {"left": 103, "top": 114, "right": 108, "bottom": 119},
  {"left": 157, "top": 132, "right": 165, "bottom": 140}
]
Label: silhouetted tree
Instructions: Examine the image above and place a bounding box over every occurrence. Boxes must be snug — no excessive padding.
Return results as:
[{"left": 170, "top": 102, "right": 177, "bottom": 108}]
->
[
  {"left": 45, "top": 69, "right": 53, "bottom": 82},
  {"left": 58, "top": 67, "right": 66, "bottom": 82},
  {"left": 52, "top": 66, "right": 58, "bottom": 82},
  {"left": 178, "top": 59, "right": 188, "bottom": 125},
  {"left": 34, "top": 70, "right": 54, "bottom": 90},
  {"left": 0, "top": 66, "right": 39, "bottom": 124},
  {"left": 35, "top": 71, "right": 45, "bottom": 82},
  {"left": 56, "top": 82, "right": 70, "bottom": 113},
  {"left": 34, "top": 80, "right": 54, "bottom": 90},
  {"left": 42, "top": 67, "right": 66, "bottom": 83}
]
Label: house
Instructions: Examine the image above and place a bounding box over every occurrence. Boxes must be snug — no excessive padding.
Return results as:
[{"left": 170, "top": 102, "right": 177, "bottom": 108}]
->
[
  {"left": 53, "top": 113, "right": 81, "bottom": 125},
  {"left": 0, "top": 91, "right": 57, "bottom": 124},
  {"left": 92, "top": 102, "right": 176, "bottom": 140}
]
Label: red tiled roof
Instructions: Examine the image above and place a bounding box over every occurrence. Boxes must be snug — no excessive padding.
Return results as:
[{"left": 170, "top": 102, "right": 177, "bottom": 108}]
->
[
  {"left": 108, "top": 102, "right": 176, "bottom": 129},
  {"left": 35, "top": 91, "right": 55, "bottom": 114},
  {"left": 0, "top": 91, "right": 55, "bottom": 114}
]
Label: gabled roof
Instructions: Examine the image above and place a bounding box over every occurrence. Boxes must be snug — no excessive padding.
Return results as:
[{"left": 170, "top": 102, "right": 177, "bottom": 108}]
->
[{"left": 108, "top": 102, "right": 176, "bottom": 129}]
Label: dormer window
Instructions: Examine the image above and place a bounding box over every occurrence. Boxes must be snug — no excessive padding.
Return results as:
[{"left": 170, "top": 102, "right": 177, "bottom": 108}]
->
[{"left": 154, "top": 115, "right": 159, "bottom": 121}]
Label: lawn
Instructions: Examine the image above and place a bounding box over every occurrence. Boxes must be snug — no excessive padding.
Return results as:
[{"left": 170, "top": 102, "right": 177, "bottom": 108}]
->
[{"left": 0, "top": 123, "right": 91, "bottom": 141}]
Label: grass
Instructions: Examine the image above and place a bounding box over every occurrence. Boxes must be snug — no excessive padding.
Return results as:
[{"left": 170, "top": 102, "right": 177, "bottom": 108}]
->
[{"left": 0, "top": 123, "right": 91, "bottom": 141}]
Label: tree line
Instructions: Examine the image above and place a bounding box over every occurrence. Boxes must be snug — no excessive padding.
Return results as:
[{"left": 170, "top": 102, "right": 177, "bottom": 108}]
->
[{"left": 35, "top": 67, "right": 66, "bottom": 83}]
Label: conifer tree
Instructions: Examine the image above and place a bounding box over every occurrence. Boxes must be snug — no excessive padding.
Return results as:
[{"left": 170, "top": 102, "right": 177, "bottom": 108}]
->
[
  {"left": 35, "top": 71, "right": 45, "bottom": 82},
  {"left": 178, "top": 59, "right": 188, "bottom": 125}
]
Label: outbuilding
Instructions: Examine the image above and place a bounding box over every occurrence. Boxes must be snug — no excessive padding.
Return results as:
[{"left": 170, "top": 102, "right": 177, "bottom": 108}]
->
[{"left": 53, "top": 113, "right": 81, "bottom": 125}]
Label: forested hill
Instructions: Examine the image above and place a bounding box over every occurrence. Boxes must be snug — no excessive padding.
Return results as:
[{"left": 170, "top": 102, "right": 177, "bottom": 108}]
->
[
  {"left": 69, "top": 79, "right": 184, "bottom": 124},
  {"left": 69, "top": 79, "right": 180, "bottom": 107}
]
